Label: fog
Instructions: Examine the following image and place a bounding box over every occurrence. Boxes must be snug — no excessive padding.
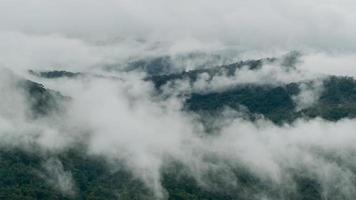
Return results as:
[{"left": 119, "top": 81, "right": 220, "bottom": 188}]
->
[
  {"left": 1, "top": 0, "right": 356, "bottom": 199},
  {"left": 1, "top": 0, "right": 356, "bottom": 51},
  {"left": 1, "top": 65, "right": 355, "bottom": 198},
  {"left": 1, "top": 0, "right": 356, "bottom": 73},
  {"left": 40, "top": 158, "right": 76, "bottom": 197}
]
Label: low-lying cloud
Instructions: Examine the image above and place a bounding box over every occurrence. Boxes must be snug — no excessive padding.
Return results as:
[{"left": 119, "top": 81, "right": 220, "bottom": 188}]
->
[
  {"left": 1, "top": 65, "right": 356, "bottom": 199},
  {"left": 1, "top": 0, "right": 356, "bottom": 199}
]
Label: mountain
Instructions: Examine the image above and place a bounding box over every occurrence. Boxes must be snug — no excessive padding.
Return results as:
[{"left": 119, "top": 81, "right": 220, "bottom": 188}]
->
[{"left": 3, "top": 56, "right": 356, "bottom": 200}]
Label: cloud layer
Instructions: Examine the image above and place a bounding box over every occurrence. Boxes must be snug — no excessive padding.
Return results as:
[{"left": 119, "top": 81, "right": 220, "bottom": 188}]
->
[
  {"left": 1, "top": 0, "right": 356, "bottom": 51},
  {"left": 1, "top": 0, "right": 356, "bottom": 199}
]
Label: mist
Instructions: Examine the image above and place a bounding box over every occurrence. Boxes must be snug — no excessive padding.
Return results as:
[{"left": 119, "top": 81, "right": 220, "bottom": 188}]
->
[
  {"left": 1, "top": 65, "right": 356, "bottom": 198},
  {"left": 1, "top": 0, "right": 356, "bottom": 199}
]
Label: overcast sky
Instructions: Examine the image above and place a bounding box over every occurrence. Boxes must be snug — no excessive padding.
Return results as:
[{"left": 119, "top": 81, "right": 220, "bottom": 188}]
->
[
  {"left": 2, "top": 1, "right": 356, "bottom": 198},
  {"left": 1, "top": 0, "right": 356, "bottom": 52}
]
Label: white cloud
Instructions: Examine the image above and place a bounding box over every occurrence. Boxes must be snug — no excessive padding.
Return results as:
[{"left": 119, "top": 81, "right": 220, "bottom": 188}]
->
[
  {"left": 1, "top": 0, "right": 356, "bottom": 198},
  {"left": 2, "top": 66, "right": 356, "bottom": 198},
  {"left": 299, "top": 52, "right": 356, "bottom": 77},
  {"left": 292, "top": 80, "right": 324, "bottom": 111},
  {"left": 41, "top": 158, "right": 76, "bottom": 197},
  {"left": 0, "top": 0, "right": 356, "bottom": 52}
]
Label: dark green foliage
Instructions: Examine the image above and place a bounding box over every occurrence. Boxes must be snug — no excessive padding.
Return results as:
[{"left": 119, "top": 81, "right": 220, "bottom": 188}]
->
[
  {"left": 6, "top": 58, "right": 356, "bottom": 199},
  {"left": 280, "top": 51, "right": 302, "bottom": 70},
  {"left": 0, "top": 148, "right": 327, "bottom": 200},
  {"left": 0, "top": 148, "right": 70, "bottom": 200},
  {"left": 123, "top": 53, "right": 259, "bottom": 76},
  {"left": 295, "top": 177, "right": 322, "bottom": 200},
  {"left": 186, "top": 83, "right": 299, "bottom": 123},
  {"left": 296, "top": 76, "right": 356, "bottom": 121},
  {"left": 16, "top": 79, "right": 68, "bottom": 118},
  {"left": 29, "top": 70, "right": 82, "bottom": 79},
  {"left": 148, "top": 58, "right": 272, "bottom": 89},
  {"left": 140, "top": 56, "right": 356, "bottom": 123},
  {"left": 184, "top": 76, "right": 356, "bottom": 123},
  {"left": 126, "top": 56, "right": 176, "bottom": 76},
  {"left": 0, "top": 148, "right": 151, "bottom": 200}
]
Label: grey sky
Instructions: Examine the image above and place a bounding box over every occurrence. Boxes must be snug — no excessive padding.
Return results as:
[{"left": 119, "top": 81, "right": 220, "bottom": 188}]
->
[{"left": 1, "top": 0, "right": 355, "bottom": 52}]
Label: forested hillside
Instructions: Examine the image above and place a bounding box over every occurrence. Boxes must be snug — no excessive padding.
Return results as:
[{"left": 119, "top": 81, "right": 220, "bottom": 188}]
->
[{"left": 2, "top": 59, "right": 356, "bottom": 199}]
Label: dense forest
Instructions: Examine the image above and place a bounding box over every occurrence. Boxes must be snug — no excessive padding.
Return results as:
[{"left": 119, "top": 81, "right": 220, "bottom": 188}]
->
[{"left": 2, "top": 58, "right": 356, "bottom": 200}]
